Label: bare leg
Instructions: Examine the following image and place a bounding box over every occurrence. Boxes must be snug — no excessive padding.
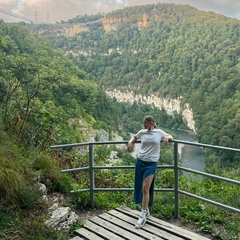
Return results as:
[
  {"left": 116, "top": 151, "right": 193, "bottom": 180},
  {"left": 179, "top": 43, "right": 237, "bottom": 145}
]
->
[
  {"left": 135, "top": 174, "right": 154, "bottom": 229},
  {"left": 142, "top": 174, "right": 154, "bottom": 210}
]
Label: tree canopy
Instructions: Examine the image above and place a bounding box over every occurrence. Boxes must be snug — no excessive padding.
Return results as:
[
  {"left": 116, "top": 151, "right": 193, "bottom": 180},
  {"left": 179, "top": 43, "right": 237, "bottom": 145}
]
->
[{"left": 25, "top": 4, "right": 240, "bottom": 160}]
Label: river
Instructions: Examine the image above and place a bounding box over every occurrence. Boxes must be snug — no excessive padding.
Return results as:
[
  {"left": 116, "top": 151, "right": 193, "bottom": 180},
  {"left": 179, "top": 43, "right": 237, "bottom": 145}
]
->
[
  {"left": 171, "top": 129, "right": 205, "bottom": 172},
  {"left": 131, "top": 129, "right": 205, "bottom": 173}
]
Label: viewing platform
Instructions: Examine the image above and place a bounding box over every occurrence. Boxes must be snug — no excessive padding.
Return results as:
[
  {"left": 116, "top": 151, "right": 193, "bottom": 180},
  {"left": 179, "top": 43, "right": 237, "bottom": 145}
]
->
[
  {"left": 51, "top": 140, "right": 240, "bottom": 239},
  {"left": 70, "top": 206, "right": 211, "bottom": 240}
]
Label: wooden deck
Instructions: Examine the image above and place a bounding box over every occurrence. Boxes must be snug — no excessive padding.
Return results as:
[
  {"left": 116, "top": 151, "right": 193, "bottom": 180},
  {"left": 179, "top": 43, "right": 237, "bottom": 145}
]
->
[{"left": 70, "top": 206, "right": 211, "bottom": 240}]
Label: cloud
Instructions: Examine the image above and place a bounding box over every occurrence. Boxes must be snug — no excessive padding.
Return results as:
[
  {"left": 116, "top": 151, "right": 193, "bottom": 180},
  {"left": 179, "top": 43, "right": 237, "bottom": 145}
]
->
[{"left": 0, "top": 0, "right": 240, "bottom": 23}]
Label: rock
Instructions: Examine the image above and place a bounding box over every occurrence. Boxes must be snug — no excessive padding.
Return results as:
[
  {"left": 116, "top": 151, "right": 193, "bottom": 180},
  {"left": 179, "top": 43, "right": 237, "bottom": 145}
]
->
[
  {"left": 35, "top": 183, "right": 79, "bottom": 231},
  {"left": 39, "top": 194, "right": 48, "bottom": 204},
  {"left": 48, "top": 203, "right": 58, "bottom": 213},
  {"left": 57, "top": 211, "right": 79, "bottom": 231},
  {"left": 46, "top": 207, "right": 71, "bottom": 228},
  {"left": 45, "top": 206, "right": 79, "bottom": 231},
  {"left": 36, "top": 182, "right": 47, "bottom": 195},
  {"left": 45, "top": 203, "right": 79, "bottom": 231}
]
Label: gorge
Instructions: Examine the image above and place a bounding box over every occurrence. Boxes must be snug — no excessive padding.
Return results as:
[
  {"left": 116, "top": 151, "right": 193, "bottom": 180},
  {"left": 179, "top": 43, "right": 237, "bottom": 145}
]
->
[{"left": 105, "top": 89, "right": 196, "bottom": 132}]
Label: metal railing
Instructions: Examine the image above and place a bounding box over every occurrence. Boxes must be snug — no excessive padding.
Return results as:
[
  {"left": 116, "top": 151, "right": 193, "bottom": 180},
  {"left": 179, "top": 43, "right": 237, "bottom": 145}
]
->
[{"left": 51, "top": 140, "right": 240, "bottom": 218}]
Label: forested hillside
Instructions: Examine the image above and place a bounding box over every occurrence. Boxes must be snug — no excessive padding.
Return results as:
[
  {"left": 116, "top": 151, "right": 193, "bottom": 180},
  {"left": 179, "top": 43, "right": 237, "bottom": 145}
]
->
[
  {"left": 0, "top": 20, "right": 111, "bottom": 147},
  {"left": 25, "top": 3, "right": 240, "bottom": 166},
  {"left": 0, "top": 18, "right": 182, "bottom": 147}
]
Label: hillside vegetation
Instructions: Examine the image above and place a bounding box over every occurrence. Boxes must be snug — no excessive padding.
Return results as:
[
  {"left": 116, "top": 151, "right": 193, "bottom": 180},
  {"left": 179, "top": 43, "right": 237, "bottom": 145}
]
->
[{"left": 27, "top": 3, "right": 240, "bottom": 167}]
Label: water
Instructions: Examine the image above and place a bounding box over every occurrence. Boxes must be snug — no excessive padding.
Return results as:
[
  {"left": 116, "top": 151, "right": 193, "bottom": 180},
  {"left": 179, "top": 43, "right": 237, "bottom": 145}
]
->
[{"left": 171, "top": 129, "right": 205, "bottom": 172}]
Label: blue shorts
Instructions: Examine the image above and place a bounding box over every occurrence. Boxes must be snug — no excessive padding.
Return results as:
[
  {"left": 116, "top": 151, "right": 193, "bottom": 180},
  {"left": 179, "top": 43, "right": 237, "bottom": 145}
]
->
[{"left": 134, "top": 158, "right": 157, "bottom": 206}]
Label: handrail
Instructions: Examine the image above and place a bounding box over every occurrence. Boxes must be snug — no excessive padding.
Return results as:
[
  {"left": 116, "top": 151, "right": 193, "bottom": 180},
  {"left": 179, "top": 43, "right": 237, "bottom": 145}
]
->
[{"left": 51, "top": 139, "right": 240, "bottom": 217}]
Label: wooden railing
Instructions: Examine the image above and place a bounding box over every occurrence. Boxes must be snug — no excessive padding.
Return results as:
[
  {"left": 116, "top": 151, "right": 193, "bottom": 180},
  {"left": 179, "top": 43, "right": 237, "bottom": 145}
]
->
[{"left": 51, "top": 139, "right": 240, "bottom": 218}]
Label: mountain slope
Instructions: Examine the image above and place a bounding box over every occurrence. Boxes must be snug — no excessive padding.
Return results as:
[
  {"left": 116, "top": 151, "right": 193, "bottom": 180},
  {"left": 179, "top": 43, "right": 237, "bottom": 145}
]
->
[
  {"left": 22, "top": 3, "right": 240, "bottom": 164},
  {"left": 36, "top": 4, "right": 240, "bottom": 153}
]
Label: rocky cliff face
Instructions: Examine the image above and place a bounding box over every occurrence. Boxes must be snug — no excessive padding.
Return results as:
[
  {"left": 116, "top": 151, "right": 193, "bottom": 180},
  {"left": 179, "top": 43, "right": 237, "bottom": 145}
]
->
[
  {"left": 101, "top": 17, "right": 127, "bottom": 32},
  {"left": 64, "top": 25, "right": 88, "bottom": 37},
  {"left": 105, "top": 89, "right": 196, "bottom": 132},
  {"left": 101, "top": 13, "right": 148, "bottom": 32}
]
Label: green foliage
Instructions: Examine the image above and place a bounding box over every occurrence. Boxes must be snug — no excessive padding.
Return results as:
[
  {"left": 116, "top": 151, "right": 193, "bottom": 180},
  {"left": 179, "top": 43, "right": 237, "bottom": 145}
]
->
[
  {"left": 33, "top": 154, "right": 62, "bottom": 189},
  {"left": 15, "top": 185, "right": 40, "bottom": 209},
  {"left": 0, "top": 21, "right": 123, "bottom": 149},
  {"left": 0, "top": 157, "right": 24, "bottom": 204},
  {"left": 0, "top": 124, "right": 71, "bottom": 238},
  {"left": 55, "top": 175, "right": 74, "bottom": 194},
  {"left": 71, "top": 192, "right": 93, "bottom": 209},
  {"left": 1, "top": 12, "right": 186, "bottom": 152},
  {"left": 0, "top": 205, "right": 19, "bottom": 238},
  {"left": 94, "top": 192, "right": 130, "bottom": 210},
  {"left": 152, "top": 193, "right": 175, "bottom": 219},
  {"left": 28, "top": 3, "right": 240, "bottom": 164},
  {"left": 0, "top": 134, "right": 37, "bottom": 206},
  {"left": 0, "top": 191, "right": 65, "bottom": 240}
]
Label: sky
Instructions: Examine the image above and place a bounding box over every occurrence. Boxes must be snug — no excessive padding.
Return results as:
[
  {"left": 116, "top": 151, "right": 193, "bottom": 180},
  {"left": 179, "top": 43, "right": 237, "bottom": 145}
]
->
[{"left": 0, "top": 0, "right": 240, "bottom": 23}]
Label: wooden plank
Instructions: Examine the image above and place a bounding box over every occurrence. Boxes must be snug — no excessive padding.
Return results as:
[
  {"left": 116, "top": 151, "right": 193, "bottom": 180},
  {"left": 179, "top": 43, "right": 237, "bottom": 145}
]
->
[
  {"left": 73, "top": 206, "right": 211, "bottom": 240},
  {"left": 116, "top": 206, "right": 211, "bottom": 240},
  {"left": 144, "top": 224, "right": 185, "bottom": 240},
  {"left": 108, "top": 209, "right": 184, "bottom": 240},
  {"left": 75, "top": 227, "right": 104, "bottom": 240},
  {"left": 99, "top": 212, "right": 166, "bottom": 240},
  {"left": 90, "top": 215, "right": 144, "bottom": 240},
  {"left": 84, "top": 220, "right": 125, "bottom": 240}
]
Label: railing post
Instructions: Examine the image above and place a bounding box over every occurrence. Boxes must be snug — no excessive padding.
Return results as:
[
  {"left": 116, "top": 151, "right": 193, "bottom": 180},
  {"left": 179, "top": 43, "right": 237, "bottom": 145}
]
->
[
  {"left": 174, "top": 142, "right": 179, "bottom": 218},
  {"left": 89, "top": 143, "right": 95, "bottom": 208}
]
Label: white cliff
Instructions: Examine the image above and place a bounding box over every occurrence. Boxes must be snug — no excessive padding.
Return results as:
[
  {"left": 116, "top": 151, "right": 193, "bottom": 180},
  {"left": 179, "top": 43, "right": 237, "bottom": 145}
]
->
[{"left": 105, "top": 89, "right": 196, "bottom": 132}]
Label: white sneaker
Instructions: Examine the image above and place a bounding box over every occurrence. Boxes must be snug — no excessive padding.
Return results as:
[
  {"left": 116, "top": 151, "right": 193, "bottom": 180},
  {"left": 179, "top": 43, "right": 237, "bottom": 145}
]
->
[
  {"left": 146, "top": 208, "right": 150, "bottom": 218},
  {"left": 135, "top": 216, "right": 146, "bottom": 229},
  {"left": 135, "top": 209, "right": 150, "bottom": 229}
]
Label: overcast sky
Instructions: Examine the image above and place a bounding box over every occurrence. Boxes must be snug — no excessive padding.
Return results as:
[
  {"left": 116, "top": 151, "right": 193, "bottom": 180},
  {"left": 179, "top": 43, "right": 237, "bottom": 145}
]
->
[{"left": 0, "top": 0, "right": 240, "bottom": 23}]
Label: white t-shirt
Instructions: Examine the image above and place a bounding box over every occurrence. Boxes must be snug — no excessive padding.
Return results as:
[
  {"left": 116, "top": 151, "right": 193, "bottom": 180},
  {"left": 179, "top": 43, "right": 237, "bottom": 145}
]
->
[{"left": 135, "top": 129, "right": 167, "bottom": 162}]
